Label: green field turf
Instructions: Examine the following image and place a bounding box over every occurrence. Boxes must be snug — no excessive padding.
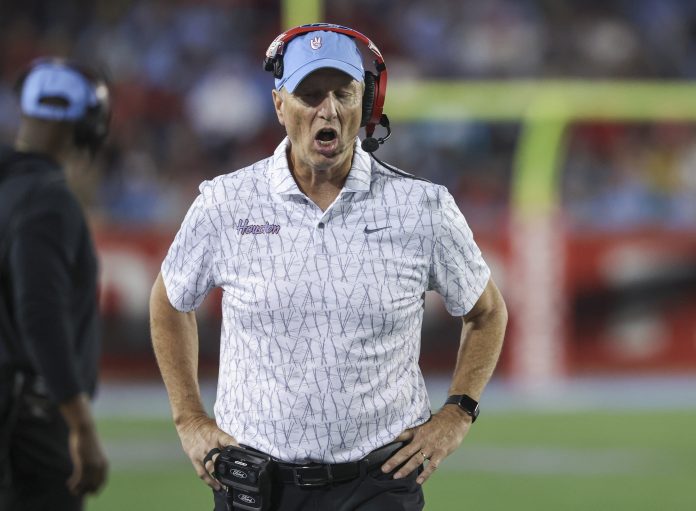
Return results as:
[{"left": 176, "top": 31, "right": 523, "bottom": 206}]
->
[{"left": 89, "top": 410, "right": 696, "bottom": 510}]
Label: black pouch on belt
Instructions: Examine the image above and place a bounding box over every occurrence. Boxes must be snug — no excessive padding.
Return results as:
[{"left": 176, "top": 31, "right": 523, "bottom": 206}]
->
[{"left": 210, "top": 445, "right": 275, "bottom": 511}]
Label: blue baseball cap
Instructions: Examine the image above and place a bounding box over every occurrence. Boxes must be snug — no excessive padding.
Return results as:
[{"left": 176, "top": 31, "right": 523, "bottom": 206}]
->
[
  {"left": 20, "top": 61, "right": 98, "bottom": 121},
  {"left": 276, "top": 30, "right": 364, "bottom": 92}
]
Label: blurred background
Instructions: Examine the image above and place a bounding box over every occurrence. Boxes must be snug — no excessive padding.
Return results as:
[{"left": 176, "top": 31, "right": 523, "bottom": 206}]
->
[{"left": 1, "top": 0, "right": 695, "bottom": 509}]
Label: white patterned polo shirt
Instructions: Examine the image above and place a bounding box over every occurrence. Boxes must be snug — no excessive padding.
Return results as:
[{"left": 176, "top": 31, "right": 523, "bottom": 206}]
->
[{"left": 162, "top": 138, "right": 490, "bottom": 463}]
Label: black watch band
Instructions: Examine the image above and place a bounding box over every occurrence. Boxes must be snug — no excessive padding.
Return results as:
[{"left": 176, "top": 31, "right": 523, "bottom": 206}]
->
[{"left": 445, "top": 394, "right": 480, "bottom": 423}]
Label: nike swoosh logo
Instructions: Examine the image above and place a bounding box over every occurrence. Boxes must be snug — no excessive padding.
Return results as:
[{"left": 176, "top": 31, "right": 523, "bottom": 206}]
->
[{"left": 364, "top": 225, "right": 391, "bottom": 234}]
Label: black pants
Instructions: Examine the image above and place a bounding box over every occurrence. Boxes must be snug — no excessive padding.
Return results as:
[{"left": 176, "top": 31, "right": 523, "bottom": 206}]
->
[
  {"left": 0, "top": 372, "right": 82, "bottom": 511},
  {"left": 213, "top": 460, "right": 424, "bottom": 511}
]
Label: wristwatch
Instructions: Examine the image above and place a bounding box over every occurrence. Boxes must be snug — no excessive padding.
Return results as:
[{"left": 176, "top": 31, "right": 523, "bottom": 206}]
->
[{"left": 445, "top": 394, "right": 480, "bottom": 423}]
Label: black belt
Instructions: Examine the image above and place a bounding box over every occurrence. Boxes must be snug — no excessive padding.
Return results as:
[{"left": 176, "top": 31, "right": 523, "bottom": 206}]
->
[{"left": 276, "top": 442, "right": 403, "bottom": 487}]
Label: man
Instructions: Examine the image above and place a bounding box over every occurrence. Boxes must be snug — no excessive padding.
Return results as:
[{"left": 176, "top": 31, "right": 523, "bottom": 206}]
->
[
  {"left": 150, "top": 24, "right": 507, "bottom": 511},
  {"left": 0, "top": 59, "right": 110, "bottom": 510}
]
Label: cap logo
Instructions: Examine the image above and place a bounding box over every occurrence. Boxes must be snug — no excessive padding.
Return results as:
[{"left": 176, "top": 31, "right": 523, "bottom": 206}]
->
[{"left": 310, "top": 36, "right": 322, "bottom": 50}]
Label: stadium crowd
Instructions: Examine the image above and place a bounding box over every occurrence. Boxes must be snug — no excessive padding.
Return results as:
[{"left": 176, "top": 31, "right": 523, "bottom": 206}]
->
[{"left": 1, "top": 0, "right": 696, "bottom": 230}]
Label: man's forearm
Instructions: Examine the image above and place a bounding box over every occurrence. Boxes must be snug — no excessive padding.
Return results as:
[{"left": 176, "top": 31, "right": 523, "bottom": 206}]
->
[
  {"left": 149, "top": 273, "right": 237, "bottom": 491},
  {"left": 448, "top": 279, "right": 508, "bottom": 400},
  {"left": 59, "top": 393, "right": 97, "bottom": 431},
  {"left": 382, "top": 280, "right": 507, "bottom": 483},
  {"left": 149, "top": 273, "right": 207, "bottom": 425}
]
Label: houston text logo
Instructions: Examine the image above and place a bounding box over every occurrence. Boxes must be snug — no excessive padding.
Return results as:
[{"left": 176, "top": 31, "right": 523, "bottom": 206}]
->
[{"left": 237, "top": 219, "right": 281, "bottom": 235}]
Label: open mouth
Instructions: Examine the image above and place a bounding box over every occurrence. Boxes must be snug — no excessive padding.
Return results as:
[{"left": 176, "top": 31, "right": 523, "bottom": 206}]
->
[{"left": 315, "top": 128, "right": 337, "bottom": 143}]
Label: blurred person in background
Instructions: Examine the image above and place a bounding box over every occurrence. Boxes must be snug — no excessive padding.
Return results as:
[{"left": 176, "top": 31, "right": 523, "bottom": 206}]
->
[
  {"left": 150, "top": 23, "right": 507, "bottom": 510},
  {"left": 0, "top": 59, "right": 110, "bottom": 510}
]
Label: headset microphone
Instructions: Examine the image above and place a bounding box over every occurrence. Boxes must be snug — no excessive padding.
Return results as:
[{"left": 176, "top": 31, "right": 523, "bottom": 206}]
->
[
  {"left": 361, "top": 114, "right": 391, "bottom": 153},
  {"left": 361, "top": 137, "right": 379, "bottom": 153}
]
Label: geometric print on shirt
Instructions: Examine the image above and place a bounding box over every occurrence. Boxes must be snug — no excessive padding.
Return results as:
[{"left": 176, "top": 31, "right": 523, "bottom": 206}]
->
[{"left": 162, "top": 138, "right": 490, "bottom": 463}]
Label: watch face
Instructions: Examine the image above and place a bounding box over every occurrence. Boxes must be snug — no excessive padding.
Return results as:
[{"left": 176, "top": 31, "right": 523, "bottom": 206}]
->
[{"left": 460, "top": 397, "right": 477, "bottom": 416}]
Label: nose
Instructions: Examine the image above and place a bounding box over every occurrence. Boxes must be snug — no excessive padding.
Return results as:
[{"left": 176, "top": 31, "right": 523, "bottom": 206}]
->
[{"left": 317, "top": 93, "right": 338, "bottom": 120}]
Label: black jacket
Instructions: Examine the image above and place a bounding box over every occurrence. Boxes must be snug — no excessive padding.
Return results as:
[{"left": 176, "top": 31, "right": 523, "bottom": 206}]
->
[{"left": 0, "top": 146, "right": 100, "bottom": 402}]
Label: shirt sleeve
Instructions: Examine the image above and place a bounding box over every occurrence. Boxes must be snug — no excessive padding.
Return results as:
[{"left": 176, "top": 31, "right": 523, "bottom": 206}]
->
[
  {"left": 161, "top": 193, "right": 218, "bottom": 312},
  {"left": 9, "top": 184, "right": 83, "bottom": 402},
  {"left": 428, "top": 187, "right": 491, "bottom": 316}
]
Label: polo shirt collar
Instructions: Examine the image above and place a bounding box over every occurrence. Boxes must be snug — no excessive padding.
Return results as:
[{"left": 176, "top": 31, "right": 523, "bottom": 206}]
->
[
  {"left": 344, "top": 141, "right": 372, "bottom": 192},
  {"left": 269, "top": 137, "right": 372, "bottom": 196}
]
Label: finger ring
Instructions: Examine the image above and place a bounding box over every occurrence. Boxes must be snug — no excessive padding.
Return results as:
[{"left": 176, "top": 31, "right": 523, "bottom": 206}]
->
[{"left": 420, "top": 451, "right": 429, "bottom": 461}]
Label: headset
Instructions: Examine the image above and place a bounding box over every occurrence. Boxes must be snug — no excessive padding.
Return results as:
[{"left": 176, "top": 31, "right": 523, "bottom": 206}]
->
[
  {"left": 264, "top": 23, "right": 391, "bottom": 153},
  {"left": 14, "top": 57, "right": 112, "bottom": 155}
]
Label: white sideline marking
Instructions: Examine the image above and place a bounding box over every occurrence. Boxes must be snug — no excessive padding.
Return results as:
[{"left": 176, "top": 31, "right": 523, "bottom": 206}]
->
[{"left": 443, "top": 445, "right": 666, "bottom": 475}]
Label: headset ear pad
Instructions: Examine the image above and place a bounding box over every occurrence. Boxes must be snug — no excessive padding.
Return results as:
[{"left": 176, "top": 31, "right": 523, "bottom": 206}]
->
[
  {"left": 361, "top": 71, "right": 377, "bottom": 127},
  {"left": 73, "top": 101, "right": 110, "bottom": 154},
  {"left": 73, "top": 106, "right": 97, "bottom": 150}
]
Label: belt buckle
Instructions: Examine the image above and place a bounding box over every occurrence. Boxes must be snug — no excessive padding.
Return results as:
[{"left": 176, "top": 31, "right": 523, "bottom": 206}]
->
[{"left": 293, "top": 464, "right": 333, "bottom": 487}]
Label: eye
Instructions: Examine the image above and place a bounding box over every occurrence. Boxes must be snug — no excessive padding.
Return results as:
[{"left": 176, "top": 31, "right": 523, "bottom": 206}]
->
[
  {"left": 297, "top": 87, "right": 319, "bottom": 96},
  {"left": 336, "top": 89, "right": 358, "bottom": 103},
  {"left": 297, "top": 90, "right": 323, "bottom": 104}
]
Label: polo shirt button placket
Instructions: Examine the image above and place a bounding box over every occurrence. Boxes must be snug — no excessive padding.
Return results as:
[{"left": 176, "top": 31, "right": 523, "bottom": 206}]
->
[{"left": 316, "top": 220, "right": 327, "bottom": 254}]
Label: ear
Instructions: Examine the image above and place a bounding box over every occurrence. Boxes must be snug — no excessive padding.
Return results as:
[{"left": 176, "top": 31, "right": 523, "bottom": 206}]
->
[{"left": 272, "top": 89, "right": 285, "bottom": 127}]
